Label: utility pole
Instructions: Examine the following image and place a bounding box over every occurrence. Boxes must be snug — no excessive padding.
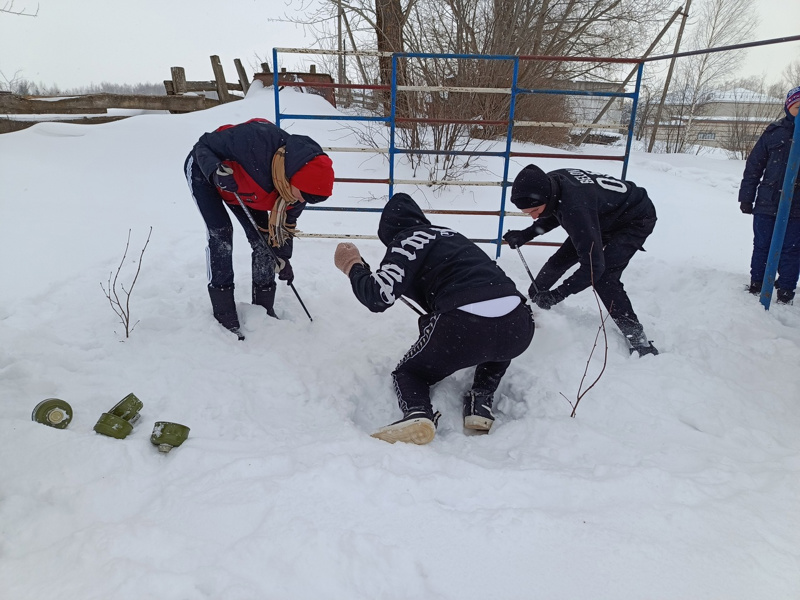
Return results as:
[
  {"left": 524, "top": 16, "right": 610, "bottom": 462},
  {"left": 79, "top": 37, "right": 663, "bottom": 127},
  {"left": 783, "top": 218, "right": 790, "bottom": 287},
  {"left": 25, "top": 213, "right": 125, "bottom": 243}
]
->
[
  {"left": 576, "top": 5, "right": 684, "bottom": 146},
  {"left": 648, "top": 0, "right": 692, "bottom": 153},
  {"left": 337, "top": 0, "right": 346, "bottom": 106}
]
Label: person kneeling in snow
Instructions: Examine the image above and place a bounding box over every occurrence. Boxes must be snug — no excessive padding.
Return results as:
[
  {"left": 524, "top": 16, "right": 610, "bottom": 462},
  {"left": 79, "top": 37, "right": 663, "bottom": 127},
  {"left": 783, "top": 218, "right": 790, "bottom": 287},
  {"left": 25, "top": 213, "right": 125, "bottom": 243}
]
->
[
  {"left": 334, "top": 193, "right": 535, "bottom": 445},
  {"left": 185, "top": 118, "right": 334, "bottom": 338},
  {"left": 503, "top": 164, "right": 658, "bottom": 356}
]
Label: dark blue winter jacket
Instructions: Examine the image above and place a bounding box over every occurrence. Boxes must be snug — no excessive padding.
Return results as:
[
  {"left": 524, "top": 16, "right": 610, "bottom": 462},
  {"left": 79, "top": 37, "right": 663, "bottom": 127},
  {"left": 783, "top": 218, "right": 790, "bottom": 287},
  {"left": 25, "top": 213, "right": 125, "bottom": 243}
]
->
[
  {"left": 192, "top": 119, "right": 325, "bottom": 196},
  {"left": 738, "top": 111, "right": 799, "bottom": 219},
  {"left": 348, "top": 194, "right": 520, "bottom": 313},
  {"left": 190, "top": 119, "right": 327, "bottom": 258}
]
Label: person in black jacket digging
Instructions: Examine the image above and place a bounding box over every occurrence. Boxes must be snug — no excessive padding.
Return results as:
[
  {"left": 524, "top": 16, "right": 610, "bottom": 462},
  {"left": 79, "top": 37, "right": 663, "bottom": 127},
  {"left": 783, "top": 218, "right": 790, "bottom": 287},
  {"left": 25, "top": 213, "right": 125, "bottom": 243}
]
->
[
  {"left": 334, "top": 193, "right": 535, "bottom": 445},
  {"left": 504, "top": 164, "right": 658, "bottom": 356},
  {"left": 185, "top": 118, "right": 334, "bottom": 339}
]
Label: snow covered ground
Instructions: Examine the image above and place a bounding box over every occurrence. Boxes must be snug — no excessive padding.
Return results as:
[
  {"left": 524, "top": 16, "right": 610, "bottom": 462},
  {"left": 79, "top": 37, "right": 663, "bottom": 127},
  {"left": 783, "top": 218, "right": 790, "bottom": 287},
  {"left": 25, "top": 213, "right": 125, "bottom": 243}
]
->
[{"left": 1, "top": 84, "right": 799, "bottom": 600}]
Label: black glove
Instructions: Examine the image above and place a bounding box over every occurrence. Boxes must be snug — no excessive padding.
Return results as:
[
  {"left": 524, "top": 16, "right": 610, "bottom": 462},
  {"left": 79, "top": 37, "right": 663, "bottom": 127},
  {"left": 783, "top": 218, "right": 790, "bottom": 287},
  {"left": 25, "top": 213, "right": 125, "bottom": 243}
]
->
[
  {"left": 276, "top": 258, "right": 294, "bottom": 284},
  {"left": 503, "top": 228, "right": 535, "bottom": 249},
  {"left": 531, "top": 288, "right": 564, "bottom": 310},
  {"left": 213, "top": 165, "right": 238, "bottom": 193},
  {"left": 739, "top": 202, "right": 753, "bottom": 214}
]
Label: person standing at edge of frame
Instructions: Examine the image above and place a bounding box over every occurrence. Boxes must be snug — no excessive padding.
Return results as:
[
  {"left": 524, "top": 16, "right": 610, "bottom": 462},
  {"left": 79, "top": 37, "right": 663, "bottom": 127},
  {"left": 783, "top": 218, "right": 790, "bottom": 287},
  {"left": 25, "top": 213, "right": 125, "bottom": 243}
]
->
[
  {"left": 739, "top": 85, "right": 800, "bottom": 305},
  {"left": 333, "top": 192, "right": 535, "bottom": 445},
  {"left": 503, "top": 164, "right": 659, "bottom": 357},
  {"left": 184, "top": 118, "right": 334, "bottom": 339}
]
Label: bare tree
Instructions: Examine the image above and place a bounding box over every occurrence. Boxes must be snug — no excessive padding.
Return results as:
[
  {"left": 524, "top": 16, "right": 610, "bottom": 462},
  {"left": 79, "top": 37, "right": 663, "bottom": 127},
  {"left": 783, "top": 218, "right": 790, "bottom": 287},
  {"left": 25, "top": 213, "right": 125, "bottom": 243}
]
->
[
  {"left": 720, "top": 81, "right": 783, "bottom": 160},
  {"left": 0, "top": 1, "right": 38, "bottom": 16},
  {"left": 279, "top": 0, "right": 670, "bottom": 181},
  {"left": 657, "top": 0, "right": 757, "bottom": 153},
  {"left": 781, "top": 59, "right": 800, "bottom": 90}
]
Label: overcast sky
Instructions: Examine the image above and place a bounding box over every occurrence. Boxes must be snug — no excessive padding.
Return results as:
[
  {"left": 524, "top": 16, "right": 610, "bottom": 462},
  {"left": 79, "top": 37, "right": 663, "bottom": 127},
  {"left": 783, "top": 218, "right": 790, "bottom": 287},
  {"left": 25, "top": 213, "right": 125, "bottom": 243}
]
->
[{"left": 1, "top": 0, "right": 798, "bottom": 91}]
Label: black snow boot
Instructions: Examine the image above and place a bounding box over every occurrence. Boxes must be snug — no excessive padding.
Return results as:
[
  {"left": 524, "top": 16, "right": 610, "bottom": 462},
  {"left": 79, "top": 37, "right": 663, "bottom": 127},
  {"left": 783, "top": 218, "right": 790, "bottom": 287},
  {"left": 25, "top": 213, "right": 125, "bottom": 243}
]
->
[
  {"left": 371, "top": 408, "right": 441, "bottom": 445},
  {"left": 208, "top": 284, "right": 244, "bottom": 340},
  {"left": 252, "top": 282, "right": 278, "bottom": 318},
  {"left": 746, "top": 280, "right": 760, "bottom": 295},
  {"left": 776, "top": 288, "right": 795, "bottom": 305},
  {"left": 463, "top": 389, "right": 495, "bottom": 432},
  {"left": 621, "top": 323, "right": 659, "bottom": 357}
]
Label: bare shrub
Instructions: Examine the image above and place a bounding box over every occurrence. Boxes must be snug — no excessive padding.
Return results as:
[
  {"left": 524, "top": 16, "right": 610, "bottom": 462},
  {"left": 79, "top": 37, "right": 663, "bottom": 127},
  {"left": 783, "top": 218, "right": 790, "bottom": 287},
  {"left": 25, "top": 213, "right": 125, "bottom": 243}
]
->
[{"left": 100, "top": 228, "right": 152, "bottom": 339}]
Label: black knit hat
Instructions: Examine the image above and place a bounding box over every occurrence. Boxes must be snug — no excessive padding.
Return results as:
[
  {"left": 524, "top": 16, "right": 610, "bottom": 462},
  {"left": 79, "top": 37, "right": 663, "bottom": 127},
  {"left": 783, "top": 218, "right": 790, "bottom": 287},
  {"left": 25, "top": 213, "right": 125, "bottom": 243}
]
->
[{"left": 511, "top": 164, "right": 551, "bottom": 209}]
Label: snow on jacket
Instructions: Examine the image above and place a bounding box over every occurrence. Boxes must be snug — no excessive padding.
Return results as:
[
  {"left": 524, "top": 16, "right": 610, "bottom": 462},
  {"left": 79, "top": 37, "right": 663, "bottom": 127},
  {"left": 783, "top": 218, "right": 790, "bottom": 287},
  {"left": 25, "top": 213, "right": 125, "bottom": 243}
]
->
[
  {"left": 528, "top": 168, "right": 657, "bottom": 297},
  {"left": 738, "top": 112, "right": 800, "bottom": 219},
  {"left": 348, "top": 193, "right": 520, "bottom": 313}
]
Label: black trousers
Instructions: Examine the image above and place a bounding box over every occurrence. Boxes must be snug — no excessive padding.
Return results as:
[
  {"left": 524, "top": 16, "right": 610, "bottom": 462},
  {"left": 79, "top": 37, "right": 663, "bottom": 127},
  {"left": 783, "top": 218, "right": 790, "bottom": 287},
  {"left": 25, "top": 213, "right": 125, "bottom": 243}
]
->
[
  {"left": 184, "top": 153, "right": 276, "bottom": 288},
  {"left": 534, "top": 218, "right": 656, "bottom": 336},
  {"left": 391, "top": 301, "right": 535, "bottom": 413}
]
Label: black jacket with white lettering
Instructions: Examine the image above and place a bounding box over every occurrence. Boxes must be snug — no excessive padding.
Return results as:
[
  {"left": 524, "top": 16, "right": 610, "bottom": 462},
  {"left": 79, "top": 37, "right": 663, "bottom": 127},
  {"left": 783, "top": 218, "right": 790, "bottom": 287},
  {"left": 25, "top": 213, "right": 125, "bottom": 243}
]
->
[
  {"left": 526, "top": 168, "right": 657, "bottom": 296},
  {"left": 348, "top": 193, "right": 520, "bottom": 313}
]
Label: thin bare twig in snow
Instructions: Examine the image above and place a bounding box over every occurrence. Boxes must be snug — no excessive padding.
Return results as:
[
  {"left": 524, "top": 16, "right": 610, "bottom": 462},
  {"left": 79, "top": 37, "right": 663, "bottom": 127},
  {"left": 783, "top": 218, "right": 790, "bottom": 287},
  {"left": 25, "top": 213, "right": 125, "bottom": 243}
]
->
[{"left": 100, "top": 227, "right": 152, "bottom": 338}]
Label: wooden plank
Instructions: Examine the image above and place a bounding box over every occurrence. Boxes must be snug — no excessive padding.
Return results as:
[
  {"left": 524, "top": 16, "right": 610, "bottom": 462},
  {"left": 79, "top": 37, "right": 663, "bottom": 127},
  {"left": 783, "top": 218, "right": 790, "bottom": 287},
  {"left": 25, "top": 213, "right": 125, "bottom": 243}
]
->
[
  {"left": 165, "top": 80, "right": 243, "bottom": 93},
  {"left": 0, "top": 95, "right": 107, "bottom": 114},
  {"left": 234, "top": 59, "right": 250, "bottom": 95},
  {"left": 210, "top": 55, "right": 231, "bottom": 103},
  {"left": 171, "top": 66, "right": 187, "bottom": 94},
  {"left": 0, "top": 115, "right": 129, "bottom": 134},
  {"left": 0, "top": 93, "right": 220, "bottom": 113}
]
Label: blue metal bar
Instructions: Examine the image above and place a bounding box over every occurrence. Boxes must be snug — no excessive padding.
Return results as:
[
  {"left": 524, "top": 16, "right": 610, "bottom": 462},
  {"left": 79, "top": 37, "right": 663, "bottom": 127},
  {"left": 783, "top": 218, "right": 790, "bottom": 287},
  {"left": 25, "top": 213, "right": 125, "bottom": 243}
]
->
[
  {"left": 621, "top": 62, "right": 644, "bottom": 180},
  {"left": 494, "top": 57, "right": 522, "bottom": 259},
  {"left": 272, "top": 48, "right": 280, "bottom": 128},
  {"left": 389, "top": 55, "right": 398, "bottom": 199},
  {"left": 760, "top": 122, "right": 800, "bottom": 309}
]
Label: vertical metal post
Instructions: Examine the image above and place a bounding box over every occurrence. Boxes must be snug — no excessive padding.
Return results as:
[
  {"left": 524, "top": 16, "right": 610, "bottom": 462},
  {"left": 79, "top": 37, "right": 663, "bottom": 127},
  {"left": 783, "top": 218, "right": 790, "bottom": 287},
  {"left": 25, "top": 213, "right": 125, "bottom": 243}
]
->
[
  {"left": 494, "top": 56, "right": 522, "bottom": 258},
  {"left": 760, "top": 123, "right": 800, "bottom": 309},
  {"left": 389, "top": 53, "right": 399, "bottom": 199},
  {"left": 272, "top": 48, "right": 281, "bottom": 128},
  {"left": 648, "top": 0, "right": 691, "bottom": 153},
  {"left": 622, "top": 62, "right": 645, "bottom": 180}
]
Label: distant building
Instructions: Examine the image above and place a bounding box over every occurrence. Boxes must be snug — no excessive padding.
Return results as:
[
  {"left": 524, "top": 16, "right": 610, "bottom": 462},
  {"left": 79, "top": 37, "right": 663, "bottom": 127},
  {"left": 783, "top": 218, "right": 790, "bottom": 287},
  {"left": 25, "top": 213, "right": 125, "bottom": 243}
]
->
[{"left": 653, "top": 88, "right": 784, "bottom": 149}]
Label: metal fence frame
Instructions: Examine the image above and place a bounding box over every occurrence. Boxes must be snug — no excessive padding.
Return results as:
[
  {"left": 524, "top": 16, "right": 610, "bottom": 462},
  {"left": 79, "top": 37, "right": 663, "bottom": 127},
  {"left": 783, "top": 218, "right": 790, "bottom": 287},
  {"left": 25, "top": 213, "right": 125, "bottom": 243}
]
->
[{"left": 272, "top": 48, "right": 644, "bottom": 257}]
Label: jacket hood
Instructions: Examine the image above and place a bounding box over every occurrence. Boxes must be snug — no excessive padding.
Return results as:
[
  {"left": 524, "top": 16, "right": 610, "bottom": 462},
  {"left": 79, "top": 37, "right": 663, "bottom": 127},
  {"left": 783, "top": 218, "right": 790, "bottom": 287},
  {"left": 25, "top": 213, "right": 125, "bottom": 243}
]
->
[
  {"left": 539, "top": 175, "right": 560, "bottom": 219},
  {"left": 378, "top": 193, "right": 431, "bottom": 245}
]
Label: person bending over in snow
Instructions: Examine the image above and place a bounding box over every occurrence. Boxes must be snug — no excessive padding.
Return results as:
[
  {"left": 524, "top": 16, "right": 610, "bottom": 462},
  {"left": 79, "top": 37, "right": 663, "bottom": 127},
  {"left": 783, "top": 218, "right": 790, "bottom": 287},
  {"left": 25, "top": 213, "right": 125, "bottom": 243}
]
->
[
  {"left": 334, "top": 193, "right": 535, "bottom": 445},
  {"left": 503, "top": 164, "right": 658, "bottom": 357},
  {"left": 738, "top": 85, "right": 800, "bottom": 305},
  {"left": 185, "top": 118, "right": 334, "bottom": 339}
]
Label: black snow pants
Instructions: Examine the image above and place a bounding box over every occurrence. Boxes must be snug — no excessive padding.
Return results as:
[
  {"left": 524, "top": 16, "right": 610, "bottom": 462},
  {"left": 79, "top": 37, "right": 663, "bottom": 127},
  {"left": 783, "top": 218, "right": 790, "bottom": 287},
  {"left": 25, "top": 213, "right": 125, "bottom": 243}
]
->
[
  {"left": 184, "top": 153, "right": 276, "bottom": 289},
  {"left": 391, "top": 300, "right": 535, "bottom": 414},
  {"left": 533, "top": 216, "right": 656, "bottom": 337}
]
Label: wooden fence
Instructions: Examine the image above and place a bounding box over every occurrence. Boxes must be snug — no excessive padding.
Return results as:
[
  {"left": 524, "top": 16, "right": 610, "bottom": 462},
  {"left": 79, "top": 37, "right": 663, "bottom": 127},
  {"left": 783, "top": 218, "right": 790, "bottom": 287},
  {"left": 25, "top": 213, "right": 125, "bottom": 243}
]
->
[
  {"left": 1, "top": 56, "right": 337, "bottom": 134},
  {"left": 1, "top": 56, "right": 249, "bottom": 134}
]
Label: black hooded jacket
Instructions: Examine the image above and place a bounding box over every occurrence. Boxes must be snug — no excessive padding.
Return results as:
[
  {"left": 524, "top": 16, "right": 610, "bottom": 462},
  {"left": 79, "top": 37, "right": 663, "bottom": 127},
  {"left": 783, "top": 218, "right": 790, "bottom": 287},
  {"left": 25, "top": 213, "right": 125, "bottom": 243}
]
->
[
  {"left": 524, "top": 168, "right": 657, "bottom": 296},
  {"left": 348, "top": 193, "right": 520, "bottom": 313}
]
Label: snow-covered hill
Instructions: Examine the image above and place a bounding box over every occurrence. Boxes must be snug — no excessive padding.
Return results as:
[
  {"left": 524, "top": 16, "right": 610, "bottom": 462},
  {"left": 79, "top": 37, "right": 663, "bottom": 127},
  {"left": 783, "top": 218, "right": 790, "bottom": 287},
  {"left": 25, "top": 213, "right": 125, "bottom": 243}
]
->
[{"left": 1, "top": 83, "right": 798, "bottom": 600}]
